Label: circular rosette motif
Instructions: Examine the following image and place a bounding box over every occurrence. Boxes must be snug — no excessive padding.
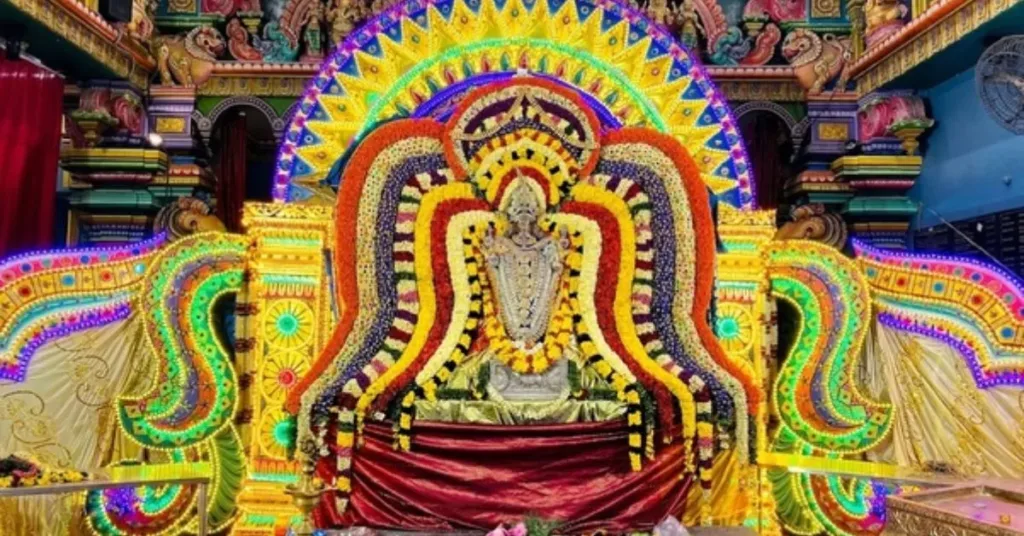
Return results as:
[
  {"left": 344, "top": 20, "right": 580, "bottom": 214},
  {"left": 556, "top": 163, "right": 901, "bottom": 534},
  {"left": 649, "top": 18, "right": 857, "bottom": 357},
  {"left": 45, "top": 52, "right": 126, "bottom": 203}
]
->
[
  {"left": 259, "top": 349, "right": 309, "bottom": 403},
  {"left": 263, "top": 299, "right": 314, "bottom": 349},
  {"left": 715, "top": 303, "right": 754, "bottom": 353},
  {"left": 258, "top": 408, "right": 296, "bottom": 460}
]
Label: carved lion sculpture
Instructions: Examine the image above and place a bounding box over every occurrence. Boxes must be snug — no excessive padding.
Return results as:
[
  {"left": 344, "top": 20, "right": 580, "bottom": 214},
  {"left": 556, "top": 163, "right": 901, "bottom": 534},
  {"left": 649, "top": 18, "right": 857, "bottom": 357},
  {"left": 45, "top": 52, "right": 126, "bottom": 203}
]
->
[
  {"left": 150, "top": 26, "right": 226, "bottom": 86},
  {"left": 775, "top": 204, "right": 848, "bottom": 249},
  {"left": 153, "top": 197, "right": 226, "bottom": 241},
  {"left": 781, "top": 29, "right": 851, "bottom": 95}
]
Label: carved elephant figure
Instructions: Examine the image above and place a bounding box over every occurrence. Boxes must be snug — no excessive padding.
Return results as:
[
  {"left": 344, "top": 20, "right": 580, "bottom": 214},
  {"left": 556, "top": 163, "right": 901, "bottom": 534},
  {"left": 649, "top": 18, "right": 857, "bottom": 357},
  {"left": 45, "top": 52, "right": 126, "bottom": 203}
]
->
[
  {"left": 775, "top": 204, "right": 848, "bottom": 248},
  {"left": 153, "top": 197, "right": 226, "bottom": 240}
]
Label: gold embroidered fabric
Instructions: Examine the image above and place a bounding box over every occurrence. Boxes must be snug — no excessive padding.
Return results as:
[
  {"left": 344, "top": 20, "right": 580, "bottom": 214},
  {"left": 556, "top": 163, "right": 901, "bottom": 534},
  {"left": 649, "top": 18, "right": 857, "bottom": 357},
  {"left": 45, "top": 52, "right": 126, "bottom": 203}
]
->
[
  {"left": 423, "top": 348, "right": 623, "bottom": 424},
  {"left": 862, "top": 323, "right": 1024, "bottom": 479},
  {"left": 0, "top": 315, "right": 150, "bottom": 535},
  {"left": 415, "top": 398, "right": 626, "bottom": 425}
]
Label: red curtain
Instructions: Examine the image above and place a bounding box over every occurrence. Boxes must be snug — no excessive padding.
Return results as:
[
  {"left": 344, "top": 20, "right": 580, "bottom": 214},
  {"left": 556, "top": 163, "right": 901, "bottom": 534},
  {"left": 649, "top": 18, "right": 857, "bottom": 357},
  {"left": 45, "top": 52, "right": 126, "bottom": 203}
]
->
[
  {"left": 323, "top": 420, "right": 693, "bottom": 533},
  {"left": 215, "top": 112, "right": 247, "bottom": 232},
  {"left": 0, "top": 58, "right": 62, "bottom": 258}
]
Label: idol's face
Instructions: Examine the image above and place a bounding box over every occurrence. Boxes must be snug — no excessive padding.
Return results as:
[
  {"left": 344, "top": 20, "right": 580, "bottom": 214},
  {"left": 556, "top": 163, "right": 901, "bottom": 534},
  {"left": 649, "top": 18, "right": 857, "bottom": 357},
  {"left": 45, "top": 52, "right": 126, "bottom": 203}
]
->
[{"left": 508, "top": 204, "right": 537, "bottom": 229}]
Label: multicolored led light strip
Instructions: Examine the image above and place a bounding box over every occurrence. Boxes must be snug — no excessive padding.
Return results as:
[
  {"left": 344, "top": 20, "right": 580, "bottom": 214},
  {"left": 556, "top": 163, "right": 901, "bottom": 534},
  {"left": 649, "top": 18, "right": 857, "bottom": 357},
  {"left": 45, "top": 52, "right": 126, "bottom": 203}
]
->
[
  {"left": 0, "top": 234, "right": 167, "bottom": 382},
  {"left": 855, "top": 239, "right": 1024, "bottom": 388},
  {"left": 766, "top": 240, "right": 892, "bottom": 455},
  {"left": 118, "top": 232, "right": 248, "bottom": 449},
  {"left": 273, "top": 0, "right": 755, "bottom": 208}
]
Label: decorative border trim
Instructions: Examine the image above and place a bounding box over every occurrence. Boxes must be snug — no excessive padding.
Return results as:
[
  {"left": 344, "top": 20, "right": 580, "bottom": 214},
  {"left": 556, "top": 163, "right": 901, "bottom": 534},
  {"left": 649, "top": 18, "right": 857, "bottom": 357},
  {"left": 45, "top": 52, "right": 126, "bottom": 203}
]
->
[
  {"left": 5, "top": 0, "right": 155, "bottom": 88},
  {"left": 851, "top": 0, "right": 1023, "bottom": 93},
  {"left": 195, "top": 65, "right": 804, "bottom": 100}
]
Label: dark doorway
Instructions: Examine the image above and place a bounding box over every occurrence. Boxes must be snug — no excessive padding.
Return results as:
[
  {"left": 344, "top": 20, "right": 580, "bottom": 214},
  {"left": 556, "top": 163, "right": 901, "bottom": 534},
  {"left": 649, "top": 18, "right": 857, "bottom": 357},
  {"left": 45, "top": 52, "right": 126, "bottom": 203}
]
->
[
  {"left": 738, "top": 111, "right": 794, "bottom": 211},
  {"left": 210, "top": 106, "right": 276, "bottom": 231}
]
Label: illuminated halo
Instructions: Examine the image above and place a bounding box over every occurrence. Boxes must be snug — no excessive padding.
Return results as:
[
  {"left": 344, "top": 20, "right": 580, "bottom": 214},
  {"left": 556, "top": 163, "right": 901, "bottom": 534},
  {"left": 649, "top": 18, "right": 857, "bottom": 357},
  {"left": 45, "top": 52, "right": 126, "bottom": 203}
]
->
[{"left": 274, "top": 0, "right": 754, "bottom": 208}]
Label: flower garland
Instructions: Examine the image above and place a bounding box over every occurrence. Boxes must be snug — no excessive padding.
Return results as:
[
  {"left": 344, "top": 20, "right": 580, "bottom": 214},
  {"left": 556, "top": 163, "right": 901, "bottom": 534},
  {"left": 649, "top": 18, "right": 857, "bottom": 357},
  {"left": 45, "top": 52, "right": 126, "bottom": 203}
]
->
[
  {"left": 600, "top": 132, "right": 755, "bottom": 461},
  {"left": 396, "top": 225, "right": 486, "bottom": 451},
  {"left": 567, "top": 180, "right": 696, "bottom": 444},
  {"left": 287, "top": 120, "right": 447, "bottom": 416},
  {"left": 444, "top": 79, "right": 602, "bottom": 183},
  {"left": 352, "top": 181, "right": 474, "bottom": 429},
  {"left": 0, "top": 455, "right": 87, "bottom": 488},
  {"left": 561, "top": 229, "right": 647, "bottom": 471},
  {"left": 470, "top": 132, "right": 580, "bottom": 206},
  {"left": 563, "top": 180, "right": 719, "bottom": 485}
]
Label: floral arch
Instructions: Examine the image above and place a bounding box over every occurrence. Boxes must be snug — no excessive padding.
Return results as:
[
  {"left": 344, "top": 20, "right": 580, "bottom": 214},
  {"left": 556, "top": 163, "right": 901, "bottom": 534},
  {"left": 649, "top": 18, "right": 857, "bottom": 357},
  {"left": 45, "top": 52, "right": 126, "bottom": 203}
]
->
[{"left": 273, "top": 0, "right": 755, "bottom": 209}]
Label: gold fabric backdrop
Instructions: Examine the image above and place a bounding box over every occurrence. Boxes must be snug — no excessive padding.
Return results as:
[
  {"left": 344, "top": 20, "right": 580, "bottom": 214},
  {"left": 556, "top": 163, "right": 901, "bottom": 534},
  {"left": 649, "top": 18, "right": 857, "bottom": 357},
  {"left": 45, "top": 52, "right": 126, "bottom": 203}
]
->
[
  {"left": 0, "top": 316, "right": 151, "bottom": 534},
  {"left": 863, "top": 323, "right": 1024, "bottom": 478}
]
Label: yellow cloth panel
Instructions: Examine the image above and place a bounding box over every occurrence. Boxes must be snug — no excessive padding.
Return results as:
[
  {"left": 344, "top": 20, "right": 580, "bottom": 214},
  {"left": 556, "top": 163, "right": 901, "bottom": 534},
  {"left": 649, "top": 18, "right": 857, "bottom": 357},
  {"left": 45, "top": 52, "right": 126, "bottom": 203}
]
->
[
  {"left": 862, "top": 323, "right": 1024, "bottom": 478},
  {"left": 0, "top": 316, "right": 150, "bottom": 535},
  {"left": 682, "top": 448, "right": 751, "bottom": 526}
]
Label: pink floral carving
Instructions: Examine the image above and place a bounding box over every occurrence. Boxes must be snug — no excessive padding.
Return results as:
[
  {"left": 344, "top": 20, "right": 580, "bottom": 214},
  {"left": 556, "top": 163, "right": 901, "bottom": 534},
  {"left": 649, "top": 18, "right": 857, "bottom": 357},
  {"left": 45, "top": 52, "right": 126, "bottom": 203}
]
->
[{"left": 858, "top": 93, "right": 930, "bottom": 141}]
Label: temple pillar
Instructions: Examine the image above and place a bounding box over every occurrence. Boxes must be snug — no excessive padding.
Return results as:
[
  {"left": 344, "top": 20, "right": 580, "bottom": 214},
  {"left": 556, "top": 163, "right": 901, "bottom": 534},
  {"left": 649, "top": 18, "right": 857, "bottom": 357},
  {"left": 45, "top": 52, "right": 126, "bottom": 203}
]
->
[
  {"left": 147, "top": 86, "right": 216, "bottom": 213},
  {"left": 716, "top": 206, "right": 783, "bottom": 535},
  {"left": 782, "top": 94, "right": 858, "bottom": 247},
  {"left": 831, "top": 90, "right": 933, "bottom": 249},
  {"left": 234, "top": 202, "right": 336, "bottom": 535},
  {"left": 62, "top": 80, "right": 167, "bottom": 245},
  {"left": 783, "top": 91, "right": 933, "bottom": 250},
  {"left": 848, "top": 0, "right": 867, "bottom": 60},
  {"left": 149, "top": 86, "right": 198, "bottom": 151}
]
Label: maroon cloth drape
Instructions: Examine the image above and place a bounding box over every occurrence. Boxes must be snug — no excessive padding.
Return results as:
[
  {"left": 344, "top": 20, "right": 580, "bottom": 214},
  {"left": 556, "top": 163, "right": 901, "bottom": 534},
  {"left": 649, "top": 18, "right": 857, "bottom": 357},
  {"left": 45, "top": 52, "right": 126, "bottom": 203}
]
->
[
  {"left": 325, "top": 420, "right": 693, "bottom": 533},
  {"left": 215, "top": 112, "right": 247, "bottom": 232},
  {"left": 0, "top": 58, "right": 62, "bottom": 258},
  {"left": 740, "top": 113, "right": 788, "bottom": 210}
]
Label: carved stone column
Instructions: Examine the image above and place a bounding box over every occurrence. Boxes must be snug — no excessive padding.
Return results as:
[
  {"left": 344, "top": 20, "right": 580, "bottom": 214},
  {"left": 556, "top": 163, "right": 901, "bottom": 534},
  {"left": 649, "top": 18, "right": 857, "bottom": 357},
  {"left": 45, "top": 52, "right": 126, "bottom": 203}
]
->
[
  {"left": 149, "top": 86, "right": 198, "bottom": 151},
  {"left": 830, "top": 91, "right": 933, "bottom": 248},
  {"left": 61, "top": 80, "right": 165, "bottom": 245},
  {"left": 847, "top": 0, "right": 867, "bottom": 60},
  {"left": 147, "top": 86, "right": 215, "bottom": 207},
  {"left": 784, "top": 94, "right": 859, "bottom": 247}
]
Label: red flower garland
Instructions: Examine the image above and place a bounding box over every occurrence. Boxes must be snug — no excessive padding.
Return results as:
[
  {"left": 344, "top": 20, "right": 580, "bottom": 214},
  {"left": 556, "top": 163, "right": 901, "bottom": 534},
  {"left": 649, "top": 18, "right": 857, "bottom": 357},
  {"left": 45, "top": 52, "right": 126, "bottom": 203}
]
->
[
  {"left": 602, "top": 129, "right": 762, "bottom": 413},
  {"left": 560, "top": 200, "right": 678, "bottom": 438},
  {"left": 287, "top": 119, "right": 446, "bottom": 414}
]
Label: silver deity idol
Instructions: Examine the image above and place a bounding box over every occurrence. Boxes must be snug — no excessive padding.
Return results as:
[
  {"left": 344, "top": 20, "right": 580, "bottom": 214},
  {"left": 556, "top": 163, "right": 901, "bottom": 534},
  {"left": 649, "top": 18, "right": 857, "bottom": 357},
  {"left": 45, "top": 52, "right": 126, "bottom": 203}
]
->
[
  {"left": 482, "top": 181, "right": 568, "bottom": 345},
  {"left": 481, "top": 181, "right": 571, "bottom": 400}
]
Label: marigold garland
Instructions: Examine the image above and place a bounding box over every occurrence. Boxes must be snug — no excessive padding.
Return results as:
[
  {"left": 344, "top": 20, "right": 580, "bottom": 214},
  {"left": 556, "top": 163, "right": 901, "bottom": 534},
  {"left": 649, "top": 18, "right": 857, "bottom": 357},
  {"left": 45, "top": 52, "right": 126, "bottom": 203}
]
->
[
  {"left": 563, "top": 184, "right": 688, "bottom": 444},
  {"left": 396, "top": 225, "right": 486, "bottom": 450},
  {"left": 602, "top": 130, "right": 756, "bottom": 462},
  {"left": 289, "top": 81, "right": 768, "bottom": 521},
  {"left": 561, "top": 230, "right": 647, "bottom": 471},
  {"left": 287, "top": 120, "right": 447, "bottom": 416}
]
